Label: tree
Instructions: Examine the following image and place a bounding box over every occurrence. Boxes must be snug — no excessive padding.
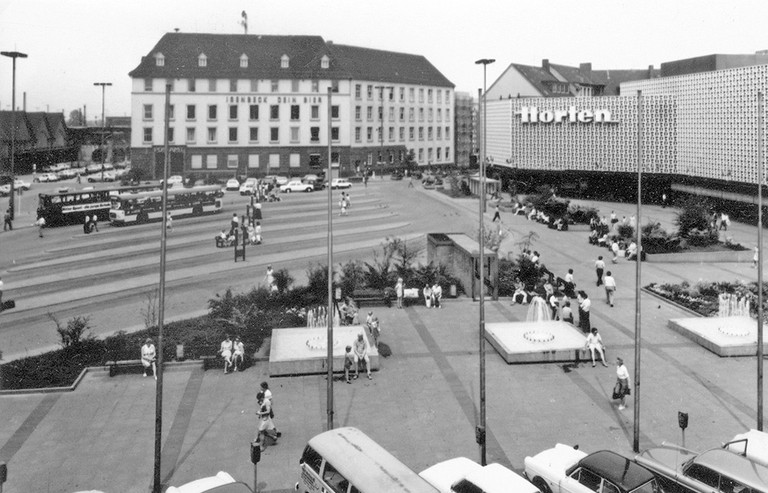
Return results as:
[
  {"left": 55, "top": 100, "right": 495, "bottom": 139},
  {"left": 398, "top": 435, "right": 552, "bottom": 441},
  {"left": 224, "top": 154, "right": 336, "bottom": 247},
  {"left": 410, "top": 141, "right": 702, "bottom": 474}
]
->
[
  {"left": 67, "top": 109, "right": 85, "bottom": 126},
  {"left": 403, "top": 149, "right": 417, "bottom": 172},
  {"left": 675, "top": 197, "right": 712, "bottom": 237}
]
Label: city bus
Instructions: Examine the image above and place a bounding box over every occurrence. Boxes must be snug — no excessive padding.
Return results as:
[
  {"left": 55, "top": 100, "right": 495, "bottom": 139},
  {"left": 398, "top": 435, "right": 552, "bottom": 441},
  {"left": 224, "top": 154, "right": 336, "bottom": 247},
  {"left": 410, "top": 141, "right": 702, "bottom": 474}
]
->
[
  {"left": 296, "top": 427, "right": 438, "bottom": 493},
  {"left": 37, "top": 184, "right": 159, "bottom": 226},
  {"left": 109, "top": 185, "right": 223, "bottom": 225}
]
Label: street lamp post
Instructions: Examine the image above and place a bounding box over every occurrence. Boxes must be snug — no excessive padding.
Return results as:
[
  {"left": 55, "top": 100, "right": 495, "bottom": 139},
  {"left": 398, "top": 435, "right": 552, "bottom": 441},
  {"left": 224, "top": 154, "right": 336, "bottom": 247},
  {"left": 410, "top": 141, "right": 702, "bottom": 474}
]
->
[
  {"left": 374, "top": 85, "right": 393, "bottom": 170},
  {"left": 475, "top": 57, "right": 494, "bottom": 466},
  {"left": 1, "top": 50, "right": 28, "bottom": 221},
  {"left": 93, "top": 82, "right": 112, "bottom": 178}
]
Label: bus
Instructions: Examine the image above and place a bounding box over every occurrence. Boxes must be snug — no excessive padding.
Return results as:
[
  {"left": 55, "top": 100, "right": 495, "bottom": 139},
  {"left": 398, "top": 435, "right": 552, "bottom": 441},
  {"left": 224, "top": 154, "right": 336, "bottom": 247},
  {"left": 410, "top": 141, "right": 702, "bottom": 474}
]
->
[
  {"left": 37, "top": 184, "right": 159, "bottom": 226},
  {"left": 296, "top": 427, "right": 439, "bottom": 493},
  {"left": 109, "top": 185, "right": 223, "bottom": 225}
]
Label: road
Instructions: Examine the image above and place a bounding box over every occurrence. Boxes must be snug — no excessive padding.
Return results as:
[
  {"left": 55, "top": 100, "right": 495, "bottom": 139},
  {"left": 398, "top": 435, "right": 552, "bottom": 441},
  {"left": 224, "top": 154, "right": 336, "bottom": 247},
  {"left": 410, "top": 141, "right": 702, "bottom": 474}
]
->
[{"left": 0, "top": 178, "right": 476, "bottom": 361}]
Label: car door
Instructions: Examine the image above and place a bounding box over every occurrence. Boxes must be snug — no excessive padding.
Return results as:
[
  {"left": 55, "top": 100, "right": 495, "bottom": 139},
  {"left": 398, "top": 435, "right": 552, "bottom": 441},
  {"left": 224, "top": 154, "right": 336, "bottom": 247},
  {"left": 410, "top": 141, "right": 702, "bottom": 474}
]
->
[{"left": 561, "top": 467, "right": 604, "bottom": 493}]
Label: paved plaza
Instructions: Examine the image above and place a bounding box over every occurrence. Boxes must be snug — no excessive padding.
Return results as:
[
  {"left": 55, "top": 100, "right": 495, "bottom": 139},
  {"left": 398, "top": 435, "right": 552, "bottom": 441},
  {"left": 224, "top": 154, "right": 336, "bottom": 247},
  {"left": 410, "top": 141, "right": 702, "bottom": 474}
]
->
[{"left": 0, "top": 181, "right": 766, "bottom": 492}]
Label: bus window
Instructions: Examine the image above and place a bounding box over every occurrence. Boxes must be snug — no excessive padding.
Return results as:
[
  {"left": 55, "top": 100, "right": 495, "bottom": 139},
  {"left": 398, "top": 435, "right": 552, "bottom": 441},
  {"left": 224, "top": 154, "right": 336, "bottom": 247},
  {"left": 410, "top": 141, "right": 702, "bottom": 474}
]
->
[
  {"left": 52, "top": 196, "right": 61, "bottom": 204},
  {"left": 322, "top": 462, "right": 350, "bottom": 493},
  {"left": 300, "top": 445, "right": 323, "bottom": 473}
]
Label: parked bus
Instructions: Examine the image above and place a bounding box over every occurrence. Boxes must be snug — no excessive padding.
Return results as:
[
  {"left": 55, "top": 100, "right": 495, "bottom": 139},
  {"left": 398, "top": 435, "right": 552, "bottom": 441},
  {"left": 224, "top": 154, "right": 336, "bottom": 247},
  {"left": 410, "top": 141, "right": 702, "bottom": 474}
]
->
[
  {"left": 37, "top": 184, "right": 158, "bottom": 226},
  {"left": 109, "top": 185, "right": 223, "bottom": 225},
  {"left": 296, "top": 427, "right": 438, "bottom": 493}
]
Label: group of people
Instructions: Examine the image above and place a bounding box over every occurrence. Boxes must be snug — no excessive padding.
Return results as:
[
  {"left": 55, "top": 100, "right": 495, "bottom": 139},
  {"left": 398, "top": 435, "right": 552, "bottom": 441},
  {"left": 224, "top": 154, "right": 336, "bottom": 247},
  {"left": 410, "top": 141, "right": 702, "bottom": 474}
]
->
[
  {"left": 255, "top": 381, "right": 281, "bottom": 451},
  {"left": 218, "top": 334, "right": 246, "bottom": 373},
  {"left": 422, "top": 282, "right": 443, "bottom": 308},
  {"left": 339, "top": 192, "right": 351, "bottom": 216},
  {"left": 82, "top": 214, "right": 100, "bottom": 234},
  {"left": 344, "top": 332, "right": 373, "bottom": 382},
  {"left": 338, "top": 297, "right": 359, "bottom": 325},
  {"left": 215, "top": 212, "right": 263, "bottom": 247}
]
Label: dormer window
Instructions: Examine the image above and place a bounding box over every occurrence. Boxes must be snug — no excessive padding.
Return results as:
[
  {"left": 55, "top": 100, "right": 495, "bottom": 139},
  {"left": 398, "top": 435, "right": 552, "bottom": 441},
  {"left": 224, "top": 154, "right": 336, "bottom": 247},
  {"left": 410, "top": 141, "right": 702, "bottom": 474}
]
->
[
  {"left": 198, "top": 53, "right": 207, "bottom": 67},
  {"left": 321, "top": 55, "right": 329, "bottom": 69},
  {"left": 155, "top": 53, "right": 165, "bottom": 67},
  {"left": 281, "top": 54, "right": 289, "bottom": 69},
  {"left": 240, "top": 54, "right": 248, "bottom": 68}
]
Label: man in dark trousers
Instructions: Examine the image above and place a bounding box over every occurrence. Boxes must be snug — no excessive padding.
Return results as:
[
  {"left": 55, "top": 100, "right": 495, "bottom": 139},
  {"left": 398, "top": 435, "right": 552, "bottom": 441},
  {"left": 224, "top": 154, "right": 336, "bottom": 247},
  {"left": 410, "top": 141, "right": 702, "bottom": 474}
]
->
[{"left": 3, "top": 208, "right": 12, "bottom": 231}]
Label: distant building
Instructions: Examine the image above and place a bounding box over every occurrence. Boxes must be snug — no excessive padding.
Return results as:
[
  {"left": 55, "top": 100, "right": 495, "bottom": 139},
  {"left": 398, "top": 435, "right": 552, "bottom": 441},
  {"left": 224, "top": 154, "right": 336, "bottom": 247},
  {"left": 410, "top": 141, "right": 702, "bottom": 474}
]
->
[
  {"left": 454, "top": 92, "right": 476, "bottom": 167},
  {"left": 128, "top": 33, "right": 454, "bottom": 178},
  {"left": 0, "top": 111, "right": 74, "bottom": 174}
]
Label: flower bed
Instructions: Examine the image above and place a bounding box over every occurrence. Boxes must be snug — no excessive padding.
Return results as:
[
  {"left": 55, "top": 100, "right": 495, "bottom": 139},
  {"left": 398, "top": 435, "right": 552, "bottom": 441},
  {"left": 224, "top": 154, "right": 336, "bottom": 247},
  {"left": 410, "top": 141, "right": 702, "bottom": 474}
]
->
[{"left": 645, "top": 280, "right": 760, "bottom": 318}]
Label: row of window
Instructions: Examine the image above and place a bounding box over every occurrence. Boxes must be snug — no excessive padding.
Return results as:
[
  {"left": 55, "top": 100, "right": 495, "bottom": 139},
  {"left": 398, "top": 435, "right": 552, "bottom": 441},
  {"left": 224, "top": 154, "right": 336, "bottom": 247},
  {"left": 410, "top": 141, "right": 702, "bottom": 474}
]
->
[
  {"left": 354, "top": 84, "right": 451, "bottom": 105},
  {"left": 354, "top": 106, "right": 451, "bottom": 123},
  {"left": 145, "top": 78, "right": 340, "bottom": 94},
  {"left": 143, "top": 126, "right": 340, "bottom": 145},
  {"left": 142, "top": 103, "right": 340, "bottom": 122},
  {"left": 353, "top": 126, "right": 452, "bottom": 143},
  {"left": 154, "top": 52, "right": 331, "bottom": 70}
]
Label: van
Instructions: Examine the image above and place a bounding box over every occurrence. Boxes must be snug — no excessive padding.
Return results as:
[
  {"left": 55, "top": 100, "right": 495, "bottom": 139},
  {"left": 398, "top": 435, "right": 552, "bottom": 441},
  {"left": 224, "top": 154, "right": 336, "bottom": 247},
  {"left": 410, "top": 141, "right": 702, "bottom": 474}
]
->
[{"left": 296, "top": 427, "right": 438, "bottom": 493}]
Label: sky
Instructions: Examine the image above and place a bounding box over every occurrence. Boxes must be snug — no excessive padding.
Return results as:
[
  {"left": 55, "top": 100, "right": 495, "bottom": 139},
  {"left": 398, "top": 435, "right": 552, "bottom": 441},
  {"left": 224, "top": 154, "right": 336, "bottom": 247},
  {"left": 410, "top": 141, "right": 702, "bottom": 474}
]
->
[{"left": 0, "top": 0, "right": 766, "bottom": 120}]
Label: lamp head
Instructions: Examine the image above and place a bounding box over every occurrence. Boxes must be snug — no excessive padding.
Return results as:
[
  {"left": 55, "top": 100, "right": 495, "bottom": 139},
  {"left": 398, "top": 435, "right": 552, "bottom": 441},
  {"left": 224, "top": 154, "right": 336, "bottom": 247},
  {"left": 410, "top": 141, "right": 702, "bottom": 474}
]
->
[
  {"left": 475, "top": 58, "right": 496, "bottom": 66},
  {"left": 1, "top": 51, "right": 28, "bottom": 59}
]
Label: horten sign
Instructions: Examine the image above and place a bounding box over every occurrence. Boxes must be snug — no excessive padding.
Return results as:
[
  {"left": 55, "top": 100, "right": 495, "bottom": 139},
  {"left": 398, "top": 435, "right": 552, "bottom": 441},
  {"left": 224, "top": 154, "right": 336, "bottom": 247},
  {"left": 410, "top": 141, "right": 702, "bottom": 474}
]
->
[{"left": 516, "top": 106, "right": 617, "bottom": 124}]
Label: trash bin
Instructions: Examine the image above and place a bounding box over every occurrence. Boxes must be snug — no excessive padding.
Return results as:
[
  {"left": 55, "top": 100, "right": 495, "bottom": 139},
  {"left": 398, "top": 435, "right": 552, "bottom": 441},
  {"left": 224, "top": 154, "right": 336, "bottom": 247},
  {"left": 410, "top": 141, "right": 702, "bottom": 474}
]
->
[
  {"left": 450, "top": 284, "right": 457, "bottom": 298},
  {"left": 176, "top": 344, "right": 184, "bottom": 361}
]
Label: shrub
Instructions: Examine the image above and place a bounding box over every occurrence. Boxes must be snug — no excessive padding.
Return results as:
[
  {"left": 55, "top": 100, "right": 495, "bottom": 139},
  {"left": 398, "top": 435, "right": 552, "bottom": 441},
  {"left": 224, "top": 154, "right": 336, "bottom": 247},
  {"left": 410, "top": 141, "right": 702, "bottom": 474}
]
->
[
  {"left": 50, "top": 314, "right": 94, "bottom": 348},
  {"left": 675, "top": 197, "right": 712, "bottom": 237},
  {"left": 617, "top": 224, "right": 635, "bottom": 239},
  {"left": 686, "top": 228, "right": 719, "bottom": 247},
  {"left": 568, "top": 205, "right": 599, "bottom": 224}
]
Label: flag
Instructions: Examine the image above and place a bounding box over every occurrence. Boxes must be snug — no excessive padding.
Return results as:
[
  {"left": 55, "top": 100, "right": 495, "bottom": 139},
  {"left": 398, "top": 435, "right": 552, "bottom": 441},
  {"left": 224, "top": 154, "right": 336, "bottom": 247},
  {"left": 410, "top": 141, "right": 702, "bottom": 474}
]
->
[{"left": 240, "top": 11, "right": 248, "bottom": 34}]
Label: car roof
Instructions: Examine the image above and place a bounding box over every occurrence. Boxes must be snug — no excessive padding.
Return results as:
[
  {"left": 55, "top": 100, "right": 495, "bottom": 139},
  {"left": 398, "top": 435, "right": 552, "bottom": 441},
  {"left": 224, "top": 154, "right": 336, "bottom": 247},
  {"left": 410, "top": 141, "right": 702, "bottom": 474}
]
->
[
  {"left": 464, "top": 463, "right": 538, "bottom": 492},
  {"left": 694, "top": 449, "right": 768, "bottom": 485},
  {"left": 580, "top": 451, "right": 656, "bottom": 490}
]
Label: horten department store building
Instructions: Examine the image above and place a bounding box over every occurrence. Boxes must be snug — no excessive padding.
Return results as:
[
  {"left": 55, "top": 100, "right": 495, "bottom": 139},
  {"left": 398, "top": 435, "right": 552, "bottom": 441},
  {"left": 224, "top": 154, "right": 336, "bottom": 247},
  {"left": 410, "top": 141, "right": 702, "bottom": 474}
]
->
[
  {"left": 129, "top": 33, "right": 455, "bottom": 178},
  {"left": 483, "top": 53, "right": 768, "bottom": 204}
]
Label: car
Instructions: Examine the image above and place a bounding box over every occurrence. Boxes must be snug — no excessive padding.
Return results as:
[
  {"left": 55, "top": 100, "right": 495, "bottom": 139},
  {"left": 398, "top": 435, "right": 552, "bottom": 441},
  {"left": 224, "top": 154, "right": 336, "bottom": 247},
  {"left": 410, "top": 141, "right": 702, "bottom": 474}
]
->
[
  {"left": 390, "top": 171, "right": 404, "bottom": 180},
  {"left": 86, "top": 163, "right": 107, "bottom": 174},
  {"left": 164, "top": 175, "right": 184, "bottom": 187},
  {"left": 0, "top": 184, "right": 9, "bottom": 196},
  {"left": 56, "top": 168, "right": 79, "bottom": 180},
  {"left": 239, "top": 178, "right": 258, "bottom": 195},
  {"left": 302, "top": 174, "right": 321, "bottom": 183},
  {"left": 280, "top": 180, "right": 313, "bottom": 193},
  {"left": 12, "top": 178, "right": 31, "bottom": 190},
  {"left": 303, "top": 179, "right": 325, "bottom": 191},
  {"left": 330, "top": 178, "right": 352, "bottom": 189},
  {"left": 636, "top": 443, "right": 768, "bottom": 493},
  {"left": 525, "top": 444, "right": 663, "bottom": 493},
  {"left": 225, "top": 178, "right": 240, "bottom": 191},
  {"left": 726, "top": 429, "right": 768, "bottom": 467},
  {"left": 34, "top": 172, "right": 59, "bottom": 183},
  {"left": 87, "top": 171, "right": 116, "bottom": 182},
  {"left": 420, "top": 457, "right": 539, "bottom": 493},
  {"left": 165, "top": 471, "right": 253, "bottom": 493}
]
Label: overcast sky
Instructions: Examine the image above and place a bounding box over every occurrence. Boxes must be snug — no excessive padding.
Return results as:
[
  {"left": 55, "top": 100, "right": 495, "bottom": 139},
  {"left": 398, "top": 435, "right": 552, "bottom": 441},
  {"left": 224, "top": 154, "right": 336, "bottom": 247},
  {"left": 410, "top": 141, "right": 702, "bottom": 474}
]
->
[{"left": 0, "top": 0, "right": 765, "bottom": 120}]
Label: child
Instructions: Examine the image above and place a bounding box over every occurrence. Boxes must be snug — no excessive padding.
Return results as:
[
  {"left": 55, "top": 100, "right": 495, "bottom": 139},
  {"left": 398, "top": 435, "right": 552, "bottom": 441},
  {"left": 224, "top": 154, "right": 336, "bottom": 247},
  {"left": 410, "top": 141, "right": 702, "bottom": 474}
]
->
[{"left": 344, "top": 345, "right": 354, "bottom": 384}]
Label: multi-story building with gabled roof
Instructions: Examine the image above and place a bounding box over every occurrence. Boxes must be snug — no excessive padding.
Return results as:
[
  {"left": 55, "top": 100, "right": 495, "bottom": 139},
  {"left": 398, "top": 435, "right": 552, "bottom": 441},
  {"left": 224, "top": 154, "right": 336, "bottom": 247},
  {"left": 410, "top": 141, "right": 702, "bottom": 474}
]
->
[{"left": 128, "top": 32, "right": 454, "bottom": 179}]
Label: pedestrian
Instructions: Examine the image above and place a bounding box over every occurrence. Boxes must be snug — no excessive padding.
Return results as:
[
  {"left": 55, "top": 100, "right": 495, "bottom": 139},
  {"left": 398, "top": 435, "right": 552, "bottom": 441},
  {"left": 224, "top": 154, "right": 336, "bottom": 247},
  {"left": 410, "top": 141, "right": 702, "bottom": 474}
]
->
[
  {"left": 344, "top": 345, "right": 355, "bottom": 383},
  {"left": 339, "top": 196, "right": 347, "bottom": 216},
  {"left": 363, "top": 174, "right": 368, "bottom": 188},
  {"left": 83, "top": 216, "right": 91, "bottom": 234},
  {"left": 604, "top": 271, "right": 617, "bottom": 307},
  {"left": 563, "top": 268, "right": 576, "bottom": 298},
  {"left": 35, "top": 215, "right": 46, "bottom": 238},
  {"left": 595, "top": 255, "right": 605, "bottom": 286},
  {"left": 254, "top": 201, "right": 262, "bottom": 220},
  {"left": 254, "top": 221, "right": 262, "bottom": 244},
  {"left": 584, "top": 327, "right": 609, "bottom": 367},
  {"left": 432, "top": 282, "right": 443, "bottom": 308},
  {"left": 255, "top": 391, "right": 278, "bottom": 450},
  {"left": 408, "top": 175, "right": 414, "bottom": 188},
  {"left": 0, "top": 275, "right": 4, "bottom": 308},
  {"left": 423, "top": 283, "right": 433, "bottom": 308},
  {"left": 141, "top": 338, "right": 157, "bottom": 379},
  {"left": 548, "top": 290, "right": 560, "bottom": 319},
  {"left": 611, "top": 239, "right": 620, "bottom": 264},
  {"left": 3, "top": 208, "right": 11, "bottom": 231},
  {"left": 492, "top": 204, "right": 501, "bottom": 222},
  {"left": 260, "top": 381, "right": 281, "bottom": 437},
  {"left": 614, "top": 357, "right": 631, "bottom": 410},
  {"left": 395, "top": 277, "right": 404, "bottom": 309},
  {"left": 166, "top": 211, "right": 173, "bottom": 232},
  {"left": 265, "top": 265, "right": 276, "bottom": 292},
  {"left": 720, "top": 212, "right": 730, "bottom": 231},
  {"left": 577, "top": 291, "right": 591, "bottom": 333},
  {"left": 90, "top": 214, "right": 99, "bottom": 232},
  {"left": 343, "top": 192, "right": 351, "bottom": 209},
  {"left": 230, "top": 212, "right": 239, "bottom": 236},
  {"left": 753, "top": 246, "right": 759, "bottom": 268},
  {"left": 561, "top": 300, "right": 574, "bottom": 324}
]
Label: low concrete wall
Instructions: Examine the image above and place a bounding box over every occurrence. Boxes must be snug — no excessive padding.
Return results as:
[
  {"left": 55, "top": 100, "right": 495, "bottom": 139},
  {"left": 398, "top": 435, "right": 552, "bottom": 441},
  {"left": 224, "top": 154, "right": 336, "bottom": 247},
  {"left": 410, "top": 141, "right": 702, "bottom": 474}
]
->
[{"left": 645, "top": 249, "right": 750, "bottom": 263}]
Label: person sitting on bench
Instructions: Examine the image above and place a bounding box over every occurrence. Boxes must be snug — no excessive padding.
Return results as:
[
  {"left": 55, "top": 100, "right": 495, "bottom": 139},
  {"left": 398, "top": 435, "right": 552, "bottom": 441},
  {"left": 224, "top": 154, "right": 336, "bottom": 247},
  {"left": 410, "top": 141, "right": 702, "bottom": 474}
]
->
[
  {"left": 219, "top": 335, "right": 234, "bottom": 374},
  {"left": 141, "top": 338, "right": 157, "bottom": 380},
  {"left": 353, "top": 333, "right": 372, "bottom": 380},
  {"left": 232, "top": 336, "right": 245, "bottom": 371}
]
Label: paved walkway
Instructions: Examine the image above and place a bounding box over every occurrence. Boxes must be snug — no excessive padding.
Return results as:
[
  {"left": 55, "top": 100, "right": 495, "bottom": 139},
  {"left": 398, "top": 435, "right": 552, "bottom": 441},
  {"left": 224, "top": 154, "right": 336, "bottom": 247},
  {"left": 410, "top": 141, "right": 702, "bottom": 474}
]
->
[{"left": 0, "top": 186, "right": 765, "bottom": 492}]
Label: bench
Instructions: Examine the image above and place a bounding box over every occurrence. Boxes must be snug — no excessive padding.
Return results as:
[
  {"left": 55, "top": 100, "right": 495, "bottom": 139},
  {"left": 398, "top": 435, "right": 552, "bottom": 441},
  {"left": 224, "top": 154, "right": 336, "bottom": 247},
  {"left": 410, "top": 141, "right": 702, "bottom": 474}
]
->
[
  {"left": 202, "top": 354, "right": 249, "bottom": 371},
  {"left": 106, "top": 359, "right": 146, "bottom": 377}
]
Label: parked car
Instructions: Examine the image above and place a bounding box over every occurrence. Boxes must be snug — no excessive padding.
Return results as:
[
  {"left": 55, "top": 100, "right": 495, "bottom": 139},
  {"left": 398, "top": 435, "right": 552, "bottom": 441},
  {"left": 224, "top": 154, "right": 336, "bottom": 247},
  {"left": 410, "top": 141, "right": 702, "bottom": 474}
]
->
[
  {"left": 165, "top": 471, "right": 253, "bottom": 493},
  {"left": 303, "top": 179, "right": 325, "bottom": 191},
  {"left": 13, "top": 178, "right": 31, "bottom": 190},
  {"left": 390, "top": 171, "right": 404, "bottom": 180},
  {"left": 280, "top": 180, "right": 313, "bottom": 193},
  {"left": 56, "top": 168, "right": 79, "bottom": 180},
  {"left": 239, "top": 178, "right": 258, "bottom": 195},
  {"left": 163, "top": 175, "right": 184, "bottom": 187},
  {"left": 225, "top": 178, "right": 240, "bottom": 191},
  {"left": 86, "top": 163, "right": 105, "bottom": 174},
  {"left": 525, "top": 444, "right": 662, "bottom": 493},
  {"left": 420, "top": 457, "right": 538, "bottom": 493},
  {"left": 34, "top": 172, "right": 59, "bottom": 183},
  {"left": 636, "top": 443, "right": 768, "bottom": 493},
  {"left": 330, "top": 178, "right": 352, "bottom": 189},
  {"left": 87, "top": 171, "right": 116, "bottom": 182},
  {"left": 302, "top": 173, "right": 322, "bottom": 183},
  {"left": 725, "top": 429, "right": 768, "bottom": 467}
]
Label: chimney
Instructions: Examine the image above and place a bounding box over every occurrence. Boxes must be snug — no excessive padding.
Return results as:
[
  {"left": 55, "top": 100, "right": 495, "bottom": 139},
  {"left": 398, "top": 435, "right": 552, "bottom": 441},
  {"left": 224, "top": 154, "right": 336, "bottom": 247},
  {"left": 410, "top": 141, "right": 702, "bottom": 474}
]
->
[
  {"left": 542, "top": 59, "right": 550, "bottom": 72},
  {"left": 23, "top": 92, "right": 26, "bottom": 111},
  {"left": 579, "top": 63, "right": 592, "bottom": 73}
]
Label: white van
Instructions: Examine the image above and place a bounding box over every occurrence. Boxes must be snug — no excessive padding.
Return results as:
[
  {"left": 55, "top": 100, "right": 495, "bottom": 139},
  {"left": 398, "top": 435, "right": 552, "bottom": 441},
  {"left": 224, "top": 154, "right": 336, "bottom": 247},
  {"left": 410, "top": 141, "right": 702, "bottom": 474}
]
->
[
  {"left": 420, "top": 457, "right": 539, "bottom": 493},
  {"left": 296, "top": 427, "right": 438, "bottom": 493}
]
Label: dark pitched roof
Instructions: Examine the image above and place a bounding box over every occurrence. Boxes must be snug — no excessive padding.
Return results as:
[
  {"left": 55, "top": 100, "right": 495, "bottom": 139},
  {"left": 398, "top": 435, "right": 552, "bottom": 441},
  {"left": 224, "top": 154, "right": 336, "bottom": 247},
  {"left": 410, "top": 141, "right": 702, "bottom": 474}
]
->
[
  {"left": 510, "top": 63, "right": 563, "bottom": 97},
  {"left": 45, "top": 112, "right": 66, "bottom": 131},
  {"left": 25, "top": 112, "right": 51, "bottom": 139},
  {"left": 0, "top": 111, "right": 32, "bottom": 142},
  {"left": 549, "top": 63, "right": 603, "bottom": 86},
  {"left": 327, "top": 43, "right": 453, "bottom": 87},
  {"left": 129, "top": 33, "right": 453, "bottom": 88},
  {"left": 129, "top": 33, "right": 347, "bottom": 80},
  {"left": 591, "top": 69, "right": 660, "bottom": 95}
]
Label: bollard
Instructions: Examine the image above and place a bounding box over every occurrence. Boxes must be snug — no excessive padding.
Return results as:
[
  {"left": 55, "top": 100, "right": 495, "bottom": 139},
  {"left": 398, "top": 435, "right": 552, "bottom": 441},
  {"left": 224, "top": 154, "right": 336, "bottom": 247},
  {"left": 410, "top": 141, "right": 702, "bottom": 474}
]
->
[{"left": 0, "top": 461, "right": 7, "bottom": 493}]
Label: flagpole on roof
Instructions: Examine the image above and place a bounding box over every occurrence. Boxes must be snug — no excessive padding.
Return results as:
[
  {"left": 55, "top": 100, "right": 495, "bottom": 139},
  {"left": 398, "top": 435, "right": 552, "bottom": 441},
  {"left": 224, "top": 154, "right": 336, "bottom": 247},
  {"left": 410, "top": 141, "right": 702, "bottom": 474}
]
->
[{"left": 241, "top": 11, "right": 248, "bottom": 35}]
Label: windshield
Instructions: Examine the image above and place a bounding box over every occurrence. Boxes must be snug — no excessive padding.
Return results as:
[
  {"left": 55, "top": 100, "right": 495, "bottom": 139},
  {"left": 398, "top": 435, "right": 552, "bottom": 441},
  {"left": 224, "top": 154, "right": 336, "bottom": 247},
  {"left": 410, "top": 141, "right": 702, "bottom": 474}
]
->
[{"left": 630, "top": 478, "right": 663, "bottom": 493}]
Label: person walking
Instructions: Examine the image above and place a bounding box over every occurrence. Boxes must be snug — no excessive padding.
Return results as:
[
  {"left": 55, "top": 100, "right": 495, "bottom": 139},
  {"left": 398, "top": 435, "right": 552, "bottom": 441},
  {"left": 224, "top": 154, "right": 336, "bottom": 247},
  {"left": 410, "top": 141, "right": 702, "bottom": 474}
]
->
[
  {"left": 595, "top": 256, "right": 605, "bottom": 286},
  {"left": 229, "top": 213, "right": 239, "bottom": 236},
  {"left": 615, "top": 357, "right": 631, "bottom": 410},
  {"left": 395, "top": 277, "right": 404, "bottom": 309},
  {"left": 584, "top": 327, "right": 608, "bottom": 367},
  {"left": 260, "top": 381, "right": 281, "bottom": 437},
  {"left": 166, "top": 211, "right": 173, "bottom": 232},
  {"left": 423, "top": 284, "right": 433, "bottom": 308},
  {"left": 432, "top": 282, "right": 443, "bottom": 308},
  {"left": 753, "top": 246, "right": 759, "bottom": 268},
  {"left": 577, "top": 291, "right": 591, "bottom": 333},
  {"left": 611, "top": 239, "right": 620, "bottom": 264},
  {"left": 91, "top": 214, "right": 99, "bottom": 232},
  {"left": 604, "top": 271, "right": 617, "bottom": 307},
  {"left": 3, "top": 208, "right": 12, "bottom": 231},
  {"left": 492, "top": 204, "right": 501, "bottom": 222},
  {"left": 264, "top": 265, "right": 276, "bottom": 292},
  {"left": 35, "top": 215, "right": 46, "bottom": 238},
  {"left": 83, "top": 216, "right": 91, "bottom": 234},
  {"left": 563, "top": 268, "right": 576, "bottom": 298},
  {"left": 255, "top": 391, "right": 278, "bottom": 450}
]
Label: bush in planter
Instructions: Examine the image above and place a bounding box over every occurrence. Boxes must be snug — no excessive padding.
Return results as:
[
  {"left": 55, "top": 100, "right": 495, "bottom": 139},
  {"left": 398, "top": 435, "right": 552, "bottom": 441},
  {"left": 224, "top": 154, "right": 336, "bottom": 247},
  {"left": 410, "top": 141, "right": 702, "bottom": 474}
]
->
[
  {"left": 568, "top": 205, "right": 599, "bottom": 224},
  {"left": 686, "top": 228, "right": 719, "bottom": 247},
  {"left": 675, "top": 197, "right": 712, "bottom": 237},
  {"left": 641, "top": 222, "right": 680, "bottom": 253},
  {"left": 617, "top": 223, "right": 635, "bottom": 240}
]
